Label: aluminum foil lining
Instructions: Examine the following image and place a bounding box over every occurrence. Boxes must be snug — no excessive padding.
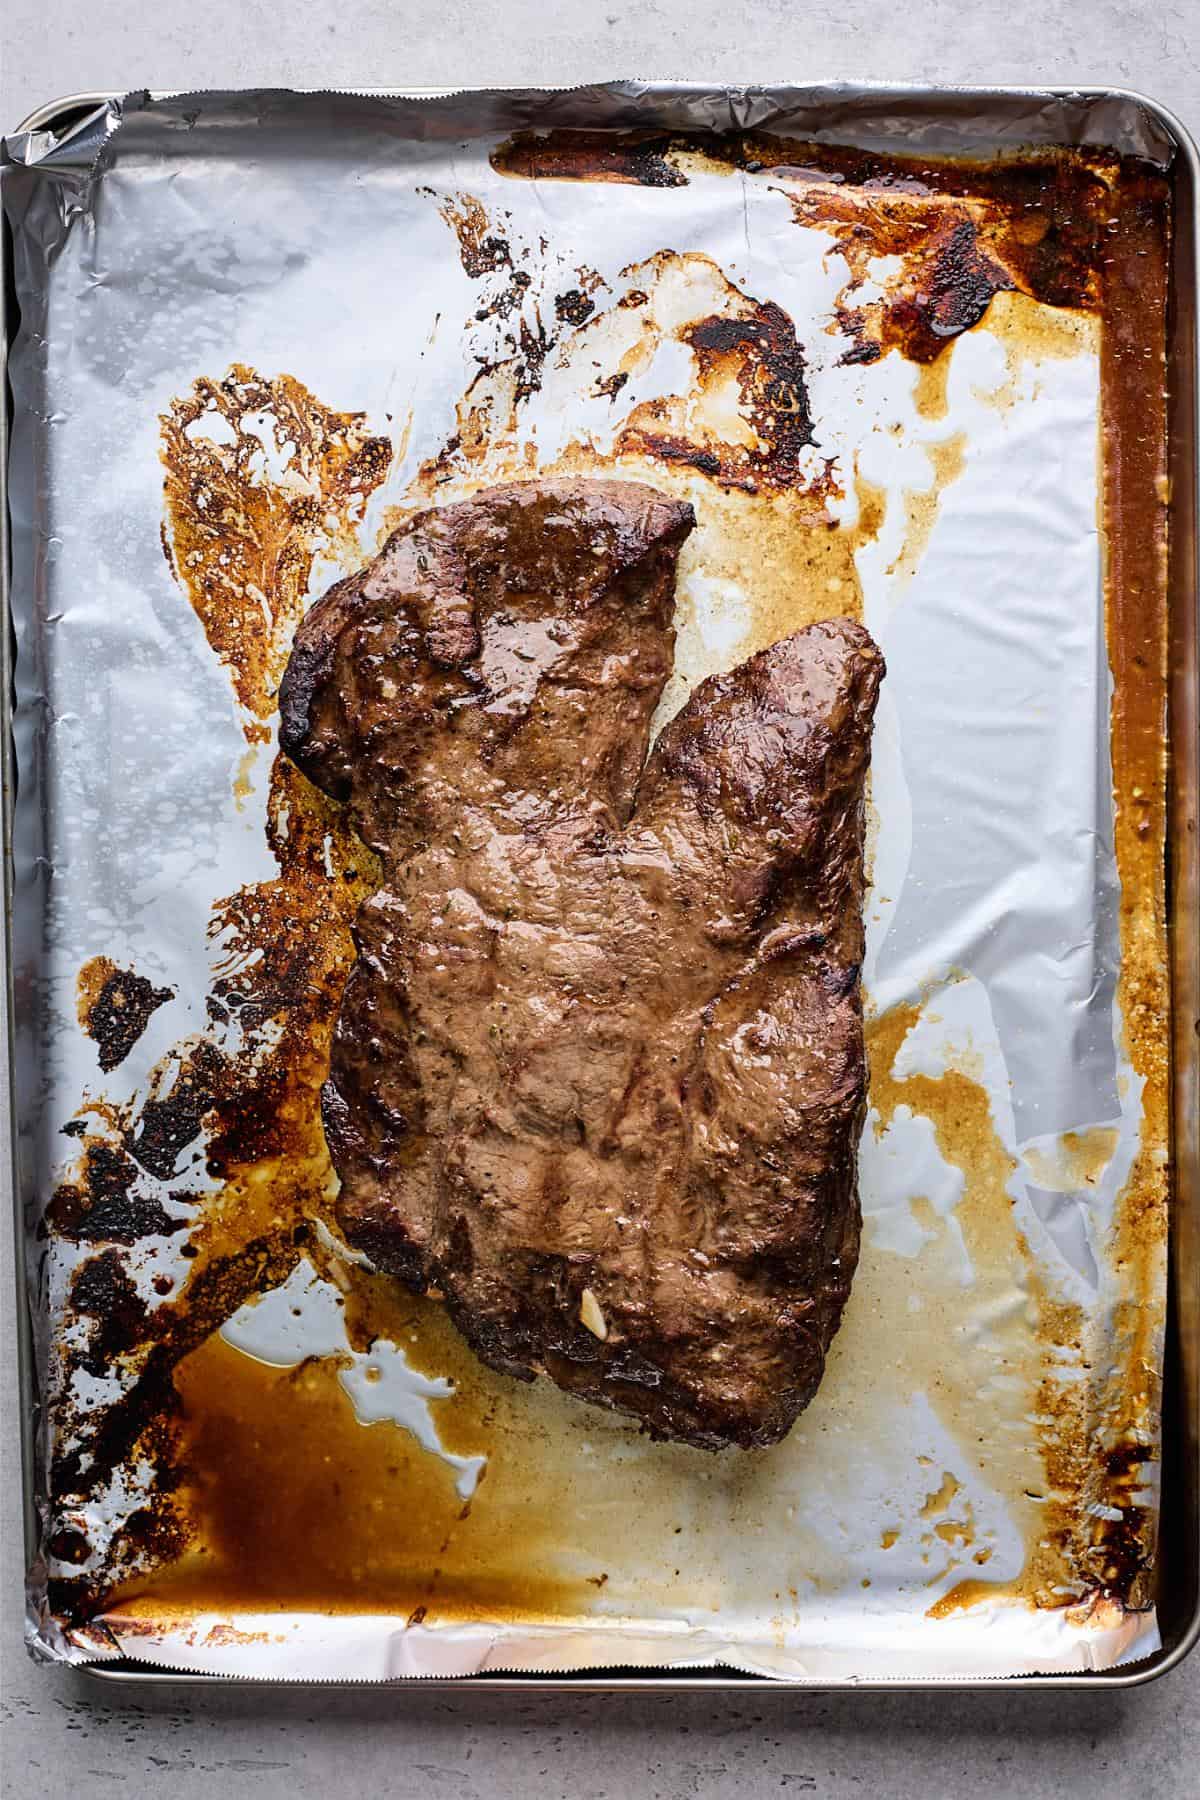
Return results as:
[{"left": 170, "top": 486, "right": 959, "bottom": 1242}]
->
[{"left": 2, "top": 85, "right": 1170, "bottom": 1681}]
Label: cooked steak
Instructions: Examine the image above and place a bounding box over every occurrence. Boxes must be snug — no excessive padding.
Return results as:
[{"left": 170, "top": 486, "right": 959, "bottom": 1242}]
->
[{"left": 280, "top": 478, "right": 884, "bottom": 1449}]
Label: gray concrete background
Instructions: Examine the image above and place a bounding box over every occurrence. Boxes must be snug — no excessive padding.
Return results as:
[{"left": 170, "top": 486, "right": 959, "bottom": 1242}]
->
[{"left": 2, "top": 3, "right": 1197, "bottom": 1794}]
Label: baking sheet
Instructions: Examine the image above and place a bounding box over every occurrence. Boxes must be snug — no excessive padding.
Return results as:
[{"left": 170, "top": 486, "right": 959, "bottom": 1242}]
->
[{"left": 2, "top": 85, "right": 1173, "bottom": 1681}]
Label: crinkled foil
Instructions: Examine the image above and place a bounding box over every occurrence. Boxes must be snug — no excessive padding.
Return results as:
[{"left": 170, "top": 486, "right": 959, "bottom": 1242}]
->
[{"left": 2, "top": 85, "right": 1172, "bottom": 1680}]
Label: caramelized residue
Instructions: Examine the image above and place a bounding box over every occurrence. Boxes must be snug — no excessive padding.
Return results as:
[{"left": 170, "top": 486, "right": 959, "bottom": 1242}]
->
[
  {"left": 160, "top": 367, "right": 391, "bottom": 740},
  {"left": 862, "top": 997, "right": 1138, "bottom": 1616},
  {"left": 415, "top": 246, "right": 834, "bottom": 503},
  {"left": 622, "top": 300, "right": 817, "bottom": 492},
  {"left": 47, "top": 373, "right": 390, "bottom": 1624},
  {"left": 1092, "top": 154, "right": 1171, "bottom": 1621},
  {"left": 492, "top": 129, "right": 1117, "bottom": 365},
  {"left": 45, "top": 1138, "right": 184, "bottom": 1246},
  {"left": 785, "top": 185, "right": 1014, "bottom": 369},
  {"left": 493, "top": 128, "right": 688, "bottom": 188},
  {"left": 76, "top": 957, "right": 172, "bottom": 1073},
  {"left": 1024, "top": 1127, "right": 1120, "bottom": 1193},
  {"left": 438, "top": 193, "right": 514, "bottom": 276},
  {"left": 887, "top": 432, "right": 968, "bottom": 585},
  {"left": 52, "top": 748, "right": 383, "bottom": 1414},
  {"left": 919, "top": 1471, "right": 961, "bottom": 1519}
]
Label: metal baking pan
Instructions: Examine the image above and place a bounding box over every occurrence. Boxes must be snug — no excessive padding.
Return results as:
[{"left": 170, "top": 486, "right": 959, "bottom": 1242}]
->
[{"left": 3, "top": 82, "right": 1198, "bottom": 1689}]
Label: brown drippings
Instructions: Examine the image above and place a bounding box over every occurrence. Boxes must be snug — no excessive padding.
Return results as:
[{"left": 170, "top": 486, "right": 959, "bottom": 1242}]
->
[
  {"left": 912, "top": 358, "right": 951, "bottom": 423},
  {"left": 1082, "top": 144, "right": 1169, "bottom": 1614},
  {"left": 98, "top": 1246, "right": 759, "bottom": 1626},
  {"left": 48, "top": 371, "right": 390, "bottom": 1613},
  {"left": 160, "top": 366, "right": 391, "bottom": 739},
  {"left": 887, "top": 432, "right": 968, "bottom": 585},
  {"left": 919, "top": 1471, "right": 961, "bottom": 1519},
  {"left": 333, "top": 1260, "right": 490, "bottom": 1405},
  {"left": 415, "top": 249, "right": 833, "bottom": 504},
  {"left": 865, "top": 989, "right": 1163, "bottom": 1621},
  {"left": 492, "top": 129, "right": 688, "bottom": 188},
  {"left": 863, "top": 997, "right": 1111, "bottom": 1614},
  {"left": 1024, "top": 1127, "right": 1120, "bottom": 1193},
  {"left": 925, "top": 1577, "right": 999, "bottom": 1618},
  {"left": 438, "top": 194, "right": 513, "bottom": 276},
  {"left": 555, "top": 287, "right": 596, "bottom": 326},
  {"left": 45, "top": 1140, "right": 184, "bottom": 1246},
  {"left": 854, "top": 472, "right": 888, "bottom": 544},
  {"left": 111, "top": 1337, "right": 509, "bottom": 1619},
  {"left": 989, "top": 288, "right": 1094, "bottom": 363},
  {"left": 77, "top": 957, "right": 172, "bottom": 1073},
  {"left": 970, "top": 289, "right": 1096, "bottom": 414},
  {"left": 493, "top": 128, "right": 1116, "bottom": 352}
]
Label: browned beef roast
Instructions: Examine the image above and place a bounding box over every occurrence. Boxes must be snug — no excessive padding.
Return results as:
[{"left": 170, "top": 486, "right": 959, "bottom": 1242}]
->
[{"left": 279, "top": 478, "right": 884, "bottom": 1448}]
